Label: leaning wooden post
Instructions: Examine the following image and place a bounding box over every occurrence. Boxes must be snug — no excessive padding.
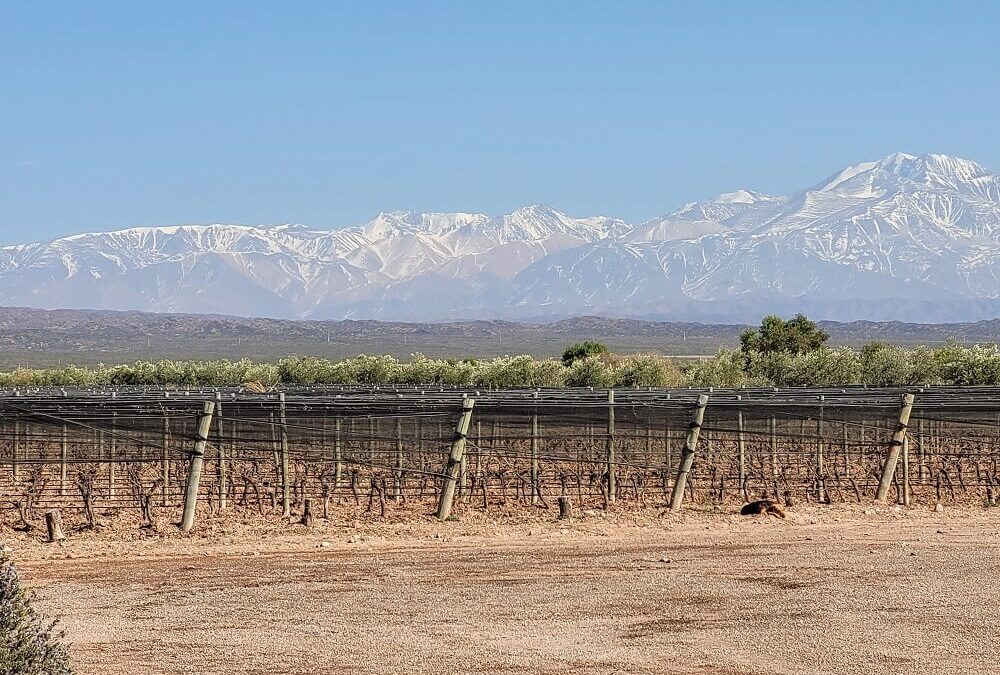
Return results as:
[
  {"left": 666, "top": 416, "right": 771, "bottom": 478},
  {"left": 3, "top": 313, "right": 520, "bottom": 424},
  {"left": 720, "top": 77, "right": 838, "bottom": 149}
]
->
[
  {"left": 278, "top": 392, "right": 291, "bottom": 517},
  {"left": 875, "top": 393, "right": 915, "bottom": 503},
  {"left": 179, "top": 400, "right": 216, "bottom": 532},
  {"left": 436, "top": 398, "right": 476, "bottom": 521},
  {"left": 669, "top": 394, "right": 710, "bottom": 511},
  {"left": 606, "top": 390, "right": 616, "bottom": 503}
]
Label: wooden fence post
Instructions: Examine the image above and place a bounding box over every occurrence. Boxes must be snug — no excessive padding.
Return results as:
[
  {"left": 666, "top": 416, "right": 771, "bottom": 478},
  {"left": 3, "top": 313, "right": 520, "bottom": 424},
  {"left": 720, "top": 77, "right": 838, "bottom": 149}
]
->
[
  {"left": 669, "top": 394, "right": 710, "bottom": 511},
  {"left": 606, "top": 390, "right": 616, "bottom": 503},
  {"left": 875, "top": 393, "right": 915, "bottom": 503},
  {"left": 436, "top": 398, "right": 476, "bottom": 521},
  {"left": 180, "top": 400, "right": 216, "bottom": 532},
  {"left": 279, "top": 392, "right": 291, "bottom": 517}
]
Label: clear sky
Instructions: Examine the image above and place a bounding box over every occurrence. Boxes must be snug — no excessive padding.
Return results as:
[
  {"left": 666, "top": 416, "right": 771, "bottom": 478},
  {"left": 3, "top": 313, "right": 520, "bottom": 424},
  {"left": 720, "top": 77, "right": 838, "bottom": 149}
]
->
[{"left": 2, "top": 1, "right": 998, "bottom": 244}]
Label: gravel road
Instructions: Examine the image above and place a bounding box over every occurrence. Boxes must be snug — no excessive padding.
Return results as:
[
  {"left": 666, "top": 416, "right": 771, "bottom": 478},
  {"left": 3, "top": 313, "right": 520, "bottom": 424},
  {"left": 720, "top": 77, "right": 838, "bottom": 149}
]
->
[{"left": 15, "top": 506, "right": 1000, "bottom": 674}]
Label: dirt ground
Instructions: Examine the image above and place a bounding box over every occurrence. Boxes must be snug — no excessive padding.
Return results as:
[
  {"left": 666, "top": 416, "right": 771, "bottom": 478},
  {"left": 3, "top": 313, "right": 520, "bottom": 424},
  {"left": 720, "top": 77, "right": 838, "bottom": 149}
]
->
[{"left": 7, "top": 504, "right": 1000, "bottom": 675}]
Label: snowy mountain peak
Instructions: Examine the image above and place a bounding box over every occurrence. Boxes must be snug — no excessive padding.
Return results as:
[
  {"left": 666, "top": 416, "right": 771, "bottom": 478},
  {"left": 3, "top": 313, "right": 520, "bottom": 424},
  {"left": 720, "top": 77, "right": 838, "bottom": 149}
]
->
[{"left": 4, "top": 153, "right": 1000, "bottom": 322}]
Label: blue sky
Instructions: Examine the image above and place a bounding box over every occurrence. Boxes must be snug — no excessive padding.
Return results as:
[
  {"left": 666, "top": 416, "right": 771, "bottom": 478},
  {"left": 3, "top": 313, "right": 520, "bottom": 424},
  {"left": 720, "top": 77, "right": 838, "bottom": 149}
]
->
[{"left": 2, "top": 1, "right": 998, "bottom": 244}]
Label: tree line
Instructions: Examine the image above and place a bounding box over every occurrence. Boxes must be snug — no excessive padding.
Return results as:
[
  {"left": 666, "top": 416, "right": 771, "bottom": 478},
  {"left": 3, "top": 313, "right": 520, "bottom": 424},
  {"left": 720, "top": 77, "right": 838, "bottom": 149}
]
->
[{"left": 3, "top": 315, "right": 1000, "bottom": 389}]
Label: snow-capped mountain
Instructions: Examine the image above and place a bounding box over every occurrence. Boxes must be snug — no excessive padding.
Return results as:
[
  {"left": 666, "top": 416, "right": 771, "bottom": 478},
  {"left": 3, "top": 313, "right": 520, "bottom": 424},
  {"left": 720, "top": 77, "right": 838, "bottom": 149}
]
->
[{"left": 5, "top": 152, "right": 1000, "bottom": 322}]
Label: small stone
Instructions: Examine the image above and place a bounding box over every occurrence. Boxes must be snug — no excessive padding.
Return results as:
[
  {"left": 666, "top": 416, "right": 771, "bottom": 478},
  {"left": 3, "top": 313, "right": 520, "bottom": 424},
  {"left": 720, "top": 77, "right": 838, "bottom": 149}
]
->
[
  {"left": 660, "top": 557, "right": 671, "bottom": 563},
  {"left": 935, "top": 503, "right": 944, "bottom": 513},
  {"left": 319, "top": 541, "right": 332, "bottom": 548},
  {"left": 559, "top": 529, "right": 569, "bottom": 535}
]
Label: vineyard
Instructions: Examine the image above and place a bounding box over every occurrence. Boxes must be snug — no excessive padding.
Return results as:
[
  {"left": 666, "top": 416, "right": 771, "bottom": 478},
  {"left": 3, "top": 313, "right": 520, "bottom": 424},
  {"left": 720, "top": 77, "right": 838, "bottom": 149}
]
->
[{"left": 2, "top": 385, "right": 1000, "bottom": 530}]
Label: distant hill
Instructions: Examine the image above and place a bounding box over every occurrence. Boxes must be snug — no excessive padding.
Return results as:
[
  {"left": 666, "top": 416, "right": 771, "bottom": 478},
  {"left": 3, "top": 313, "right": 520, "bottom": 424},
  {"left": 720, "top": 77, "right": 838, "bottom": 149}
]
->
[{"left": 0, "top": 306, "right": 997, "bottom": 368}]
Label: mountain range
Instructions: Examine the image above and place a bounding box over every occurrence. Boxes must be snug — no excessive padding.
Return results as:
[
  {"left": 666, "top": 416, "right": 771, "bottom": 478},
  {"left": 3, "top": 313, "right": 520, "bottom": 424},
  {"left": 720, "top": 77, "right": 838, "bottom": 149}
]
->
[{"left": 4, "top": 152, "right": 1000, "bottom": 323}]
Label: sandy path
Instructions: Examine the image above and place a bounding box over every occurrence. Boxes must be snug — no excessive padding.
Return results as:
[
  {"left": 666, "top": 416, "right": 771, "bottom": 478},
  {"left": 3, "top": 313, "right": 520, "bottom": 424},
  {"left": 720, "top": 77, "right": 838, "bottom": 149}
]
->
[{"left": 14, "top": 508, "right": 1000, "bottom": 674}]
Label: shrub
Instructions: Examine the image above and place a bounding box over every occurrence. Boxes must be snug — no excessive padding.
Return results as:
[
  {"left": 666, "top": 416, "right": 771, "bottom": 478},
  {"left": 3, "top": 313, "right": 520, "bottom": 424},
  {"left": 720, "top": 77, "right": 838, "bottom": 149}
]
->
[
  {"left": 685, "top": 349, "right": 752, "bottom": 388},
  {"left": 474, "top": 356, "right": 566, "bottom": 388},
  {"left": 613, "top": 355, "right": 684, "bottom": 388},
  {"left": 565, "top": 357, "right": 614, "bottom": 388},
  {"left": 0, "top": 550, "right": 73, "bottom": 675},
  {"left": 859, "top": 341, "right": 915, "bottom": 386}
]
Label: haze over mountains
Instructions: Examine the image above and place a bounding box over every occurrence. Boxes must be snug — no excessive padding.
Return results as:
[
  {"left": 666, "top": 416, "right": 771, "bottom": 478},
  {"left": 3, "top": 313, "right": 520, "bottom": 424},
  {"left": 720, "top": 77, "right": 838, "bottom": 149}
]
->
[{"left": 4, "top": 152, "right": 1000, "bottom": 323}]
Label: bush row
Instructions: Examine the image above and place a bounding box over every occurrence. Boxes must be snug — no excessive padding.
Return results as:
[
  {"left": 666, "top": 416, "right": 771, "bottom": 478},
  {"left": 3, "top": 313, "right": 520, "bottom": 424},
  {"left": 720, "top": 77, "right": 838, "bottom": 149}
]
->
[
  {"left": 5, "top": 342, "right": 1000, "bottom": 389},
  {"left": 0, "top": 353, "right": 684, "bottom": 389}
]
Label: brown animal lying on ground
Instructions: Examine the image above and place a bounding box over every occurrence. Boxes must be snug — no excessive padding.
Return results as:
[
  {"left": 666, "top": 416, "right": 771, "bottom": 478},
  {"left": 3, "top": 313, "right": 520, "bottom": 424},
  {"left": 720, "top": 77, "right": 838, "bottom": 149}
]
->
[{"left": 740, "top": 499, "right": 786, "bottom": 518}]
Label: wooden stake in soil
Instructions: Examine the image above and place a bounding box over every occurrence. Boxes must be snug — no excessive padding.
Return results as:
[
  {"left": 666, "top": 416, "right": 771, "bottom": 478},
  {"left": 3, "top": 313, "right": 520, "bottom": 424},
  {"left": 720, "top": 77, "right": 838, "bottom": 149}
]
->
[
  {"left": 300, "top": 498, "right": 315, "bottom": 527},
  {"left": 875, "top": 393, "right": 915, "bottom": 503},
  {"left": 179, "top": 400, "right": 216, "bottom": 533},
  {"left": 436, "top": 398, "right": 476, "bottom": 521},
  {"left": 669, "top": 394, "right": 710, "bottom": 511},
  {"left": 44, "top": 509, "right": 66, "bottom": 543},
  {"left": 558, "top": 496, "right": 572, "bottom": 520}
]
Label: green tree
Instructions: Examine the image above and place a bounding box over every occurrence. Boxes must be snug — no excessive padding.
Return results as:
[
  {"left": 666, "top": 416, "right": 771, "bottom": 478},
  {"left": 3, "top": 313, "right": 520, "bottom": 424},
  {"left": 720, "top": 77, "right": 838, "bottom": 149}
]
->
[
  {"left": 739, "top": 314, "right": 830, "bottom": 354},
  {"left": 561, "top": 341, "right": 610, "bottom": 366}
]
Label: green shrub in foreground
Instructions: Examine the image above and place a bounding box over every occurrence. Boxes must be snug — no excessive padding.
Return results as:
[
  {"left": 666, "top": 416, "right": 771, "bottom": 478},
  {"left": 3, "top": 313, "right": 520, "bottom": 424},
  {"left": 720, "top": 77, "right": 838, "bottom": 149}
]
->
[{"left": 0, "top": 550, "right": 73, "bottom": 675}]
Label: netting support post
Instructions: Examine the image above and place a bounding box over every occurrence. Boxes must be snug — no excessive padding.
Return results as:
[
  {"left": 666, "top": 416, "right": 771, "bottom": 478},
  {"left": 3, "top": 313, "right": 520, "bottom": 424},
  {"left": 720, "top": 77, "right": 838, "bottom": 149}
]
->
[
  {"left": 669, "top": 394, "right": 710, "bottom": 511},
  {"left": 437, "top": 398, "right": 476, "bottom": 521},
  {"left": 875, "top": 393, "right": 915, "bottom": 503},
  {"left": 180, "top": 400, "right": 216, "bottom": 532}
]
